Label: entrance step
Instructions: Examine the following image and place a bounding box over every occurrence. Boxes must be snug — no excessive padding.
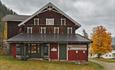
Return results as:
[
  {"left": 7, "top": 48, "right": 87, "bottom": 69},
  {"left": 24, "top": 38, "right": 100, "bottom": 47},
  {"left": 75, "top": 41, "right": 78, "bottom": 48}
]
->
[{"left": 28, "top": 58, "right": 43, "bottom": 60}]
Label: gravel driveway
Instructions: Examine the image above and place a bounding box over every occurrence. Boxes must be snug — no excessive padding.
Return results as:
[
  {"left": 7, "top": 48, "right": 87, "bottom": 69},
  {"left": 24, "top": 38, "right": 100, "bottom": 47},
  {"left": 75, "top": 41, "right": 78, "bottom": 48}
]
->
[{"left": 89, "top": 59, "right": 115, "bottom": 70}]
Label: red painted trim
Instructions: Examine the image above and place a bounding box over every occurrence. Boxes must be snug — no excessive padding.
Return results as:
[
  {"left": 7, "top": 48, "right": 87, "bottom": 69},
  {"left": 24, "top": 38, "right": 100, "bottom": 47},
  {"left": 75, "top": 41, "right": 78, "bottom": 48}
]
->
[{"left": 12, "top": 44, "right": 16, "bottom": 58}]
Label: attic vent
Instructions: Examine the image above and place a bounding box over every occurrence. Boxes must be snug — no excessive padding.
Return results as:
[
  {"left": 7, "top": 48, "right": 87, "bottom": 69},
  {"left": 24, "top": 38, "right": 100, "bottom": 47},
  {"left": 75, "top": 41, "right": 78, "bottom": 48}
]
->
[{"left": 47, "top": 6, "right": 52, "bottom": 10}]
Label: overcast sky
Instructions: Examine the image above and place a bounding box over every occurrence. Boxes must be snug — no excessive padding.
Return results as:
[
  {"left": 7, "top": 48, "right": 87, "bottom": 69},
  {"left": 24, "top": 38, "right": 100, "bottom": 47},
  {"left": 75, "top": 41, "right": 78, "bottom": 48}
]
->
[{"left": 1, "top": 0, "right": 115, "bottom": 37}]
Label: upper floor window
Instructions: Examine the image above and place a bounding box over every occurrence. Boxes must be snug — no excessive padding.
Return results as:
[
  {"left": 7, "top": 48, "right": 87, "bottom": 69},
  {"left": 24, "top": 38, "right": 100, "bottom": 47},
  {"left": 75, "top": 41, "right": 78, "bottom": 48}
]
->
[
  {"left": 46, "top": 18, "right": 54, "bottom": 25},
  {"left": 34, "top": 18, "right": 39, "bottom": 25},
  {"left": 61, "top": 18, "right": 66, "bottom": 25},
  {"left": 41, "top": 27, "right": 46, "bottom": 34},
  {"left": 27, "top": 27, "right": 32, "bottom": 34},
  {"left": 67, "top": 27, "right": 72, "bottom": 34},
  {"left": 54, "top": 27, "right": 59, "bottom": 34}
]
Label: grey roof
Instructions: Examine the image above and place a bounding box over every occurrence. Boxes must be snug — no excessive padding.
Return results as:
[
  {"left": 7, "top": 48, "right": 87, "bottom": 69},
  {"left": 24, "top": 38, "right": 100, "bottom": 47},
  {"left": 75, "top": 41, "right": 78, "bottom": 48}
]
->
[
  {"left": 18, "top": 2, "right": 81, "bottom": 27},
  {"left": 2, "top": 15, "right": 30, "bottom": 21},
  {"left": 7, "top": 33, "right": 91, "bottom": 43}
]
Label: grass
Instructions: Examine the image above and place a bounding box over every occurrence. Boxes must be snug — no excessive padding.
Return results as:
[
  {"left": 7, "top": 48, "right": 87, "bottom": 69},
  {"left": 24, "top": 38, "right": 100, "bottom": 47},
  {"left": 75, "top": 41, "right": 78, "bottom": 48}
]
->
[
  {"left": 0, "top": 55, "right": 104, "bottom": 70},
  {"left": 94, "top": 58, "right": 115, "bottom": 63}
]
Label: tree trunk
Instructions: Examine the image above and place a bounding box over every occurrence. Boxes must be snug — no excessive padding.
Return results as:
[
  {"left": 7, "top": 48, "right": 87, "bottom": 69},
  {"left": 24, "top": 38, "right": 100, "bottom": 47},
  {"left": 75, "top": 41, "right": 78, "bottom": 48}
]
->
[{"left": 97, "top": 53, "right": 101, "bottom": 58}]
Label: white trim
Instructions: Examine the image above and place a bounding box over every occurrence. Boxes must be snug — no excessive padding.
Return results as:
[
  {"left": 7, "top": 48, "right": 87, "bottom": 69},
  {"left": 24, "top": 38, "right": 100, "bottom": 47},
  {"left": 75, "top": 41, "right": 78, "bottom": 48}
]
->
[
  {"left": 58, "top": 43, "right": 59, "bottom": 61},
  {"left": 40, "top": 27, "right": 46, "bottom": 34},
  {"left": 18, "top": 2, "right": 81, "bottom": 27},
  {"left": 67, "top": 43, "right": 68, "bottom": 60},
  {"left": 67, "top": 27, "right": 72, "bottom": 34},
  {"left": 46, "top": 18, "right": 54, "bottom": 25},
  {"left": 48, "top": 44, "right": 50, "bottom": 61},
  {"left": 69, "top": 48, "right": 87, "bottom": 50},
  {"left": 54, "top": 27, "right": 59, "bottom": 34},
  {"left": 27, "top": 27, "right": 32, "bottom": 33},
  {"left": 61, "top": 18, "right": 66, "bottom": 25},
  {"left": 34, "top": 18, "right": 39, "bottom": 25}
]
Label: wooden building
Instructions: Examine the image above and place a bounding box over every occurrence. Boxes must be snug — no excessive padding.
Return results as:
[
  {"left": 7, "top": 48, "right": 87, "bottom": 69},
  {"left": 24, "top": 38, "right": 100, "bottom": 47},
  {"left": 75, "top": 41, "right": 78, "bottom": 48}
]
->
[{"left": 2, "top": 2, "right": 91, "bottom": 62}]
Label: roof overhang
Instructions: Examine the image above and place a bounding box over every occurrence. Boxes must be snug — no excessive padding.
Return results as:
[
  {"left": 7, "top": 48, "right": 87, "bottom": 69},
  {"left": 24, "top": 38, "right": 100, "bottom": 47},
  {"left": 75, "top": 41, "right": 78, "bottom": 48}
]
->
[{"left": 18, "top": 2, "right": 81, "bottom": 27}]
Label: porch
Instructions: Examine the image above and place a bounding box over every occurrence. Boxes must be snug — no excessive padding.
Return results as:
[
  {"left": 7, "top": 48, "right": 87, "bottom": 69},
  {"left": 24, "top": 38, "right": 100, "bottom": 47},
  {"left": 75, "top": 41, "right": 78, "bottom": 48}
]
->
[
  {"left": 11, "top": 43, "right": 67, "bottom": 61},
  {"left": 7, "top": 34, "right": 91, "bottom": 61}
]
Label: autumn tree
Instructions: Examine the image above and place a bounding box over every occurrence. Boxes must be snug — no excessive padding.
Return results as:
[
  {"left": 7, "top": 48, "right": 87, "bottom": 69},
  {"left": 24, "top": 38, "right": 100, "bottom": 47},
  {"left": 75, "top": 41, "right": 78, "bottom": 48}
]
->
[{"left": 90, "top": 26, "right": 112, "bottom": 58}]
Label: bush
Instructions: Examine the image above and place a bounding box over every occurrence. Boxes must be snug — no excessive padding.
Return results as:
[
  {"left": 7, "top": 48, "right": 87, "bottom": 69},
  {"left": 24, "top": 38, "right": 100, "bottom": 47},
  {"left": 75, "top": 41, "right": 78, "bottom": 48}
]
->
[{"left": 0, "top": 47, "right": 7, "bottom": 55}]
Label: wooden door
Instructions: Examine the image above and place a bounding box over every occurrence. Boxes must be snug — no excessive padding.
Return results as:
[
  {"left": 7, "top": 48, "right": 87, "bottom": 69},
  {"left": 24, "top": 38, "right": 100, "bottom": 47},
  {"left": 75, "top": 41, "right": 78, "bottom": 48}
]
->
[
  {"left": 50, "top": 43, "right": 58, "bottom": 60},
  {"left": 59, "top": 44, "right": 67, "bottom": 60}
]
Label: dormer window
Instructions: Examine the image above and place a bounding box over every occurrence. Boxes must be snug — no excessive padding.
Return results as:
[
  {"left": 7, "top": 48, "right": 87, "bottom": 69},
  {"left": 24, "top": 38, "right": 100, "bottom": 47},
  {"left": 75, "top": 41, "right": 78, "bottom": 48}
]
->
[
  {"left": 34, "top": 18, "right": 39, "bottom": 25},
  {"left": 61, "top": 18, "right": 66, "bottom": 25},
  {"left": 27, "top": 27, "right": 32, "bottom": 34},
  {"left": 41, "top": 27, "right": 46, "bottom": 34},
  {"left": 46, "top": 18, "right": 54, "bottom": 25},
  {"left": 67, "top": 27, "right": 72, "bottom": 34},
  {"left": 54, "top": 27, "right": 59, "bottom": 34}
]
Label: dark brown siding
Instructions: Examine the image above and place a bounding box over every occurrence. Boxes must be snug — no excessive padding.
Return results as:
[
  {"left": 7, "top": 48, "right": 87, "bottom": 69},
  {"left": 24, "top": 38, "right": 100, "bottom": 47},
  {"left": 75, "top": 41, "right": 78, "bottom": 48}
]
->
[
  {"left": 23, "top": 10, "right": 78, "bottom": 34},
  {"left": 7, "top": 21, "right": 21, "bottom": 39}
]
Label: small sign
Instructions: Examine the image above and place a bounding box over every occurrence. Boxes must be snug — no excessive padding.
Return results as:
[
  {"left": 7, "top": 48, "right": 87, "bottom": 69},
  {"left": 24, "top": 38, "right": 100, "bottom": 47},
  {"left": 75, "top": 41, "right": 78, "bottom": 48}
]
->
[{"left": 51, "top": 47, "right": 57, "bottom": 51}]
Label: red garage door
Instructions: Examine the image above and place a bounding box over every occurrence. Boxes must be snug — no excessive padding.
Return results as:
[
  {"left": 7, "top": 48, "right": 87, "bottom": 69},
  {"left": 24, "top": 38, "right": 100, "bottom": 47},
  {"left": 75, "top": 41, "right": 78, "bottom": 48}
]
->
[
  {"left": 68, "top": 50, "right": 78, "bottom": 61},
  {"left": 78, "top": 50, "right": 87, "bottom": 60},
  {"left": 50, "top": 43, "right": 58, "bottom": 60}
]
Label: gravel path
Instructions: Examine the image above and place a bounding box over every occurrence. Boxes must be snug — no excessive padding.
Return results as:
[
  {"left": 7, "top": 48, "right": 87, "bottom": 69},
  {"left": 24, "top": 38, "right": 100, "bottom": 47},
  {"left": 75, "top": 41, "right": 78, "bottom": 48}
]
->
[{"left": 89, "top": 59, "right": 115, "bottom": 70}]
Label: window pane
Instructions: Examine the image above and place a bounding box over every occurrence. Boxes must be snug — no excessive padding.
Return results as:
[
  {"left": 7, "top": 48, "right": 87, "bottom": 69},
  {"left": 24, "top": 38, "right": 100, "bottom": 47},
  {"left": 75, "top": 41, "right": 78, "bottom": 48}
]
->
[
  {"left": 61, "top": 18, "right": 66, "bottom": 25},
  {"left": 34, "top": 18, "right": 39, "bottom": 25},
  {"left": 46, "top": 18, "right": 54, "bottom": 25},
  {"left": 27, "top": 27, "right": 32, "bottom": 34}
]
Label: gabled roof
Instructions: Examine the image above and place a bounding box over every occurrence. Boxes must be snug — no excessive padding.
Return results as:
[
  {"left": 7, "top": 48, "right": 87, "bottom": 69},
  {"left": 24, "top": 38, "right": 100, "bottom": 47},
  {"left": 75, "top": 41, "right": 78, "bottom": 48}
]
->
[
  {"left": 7, "top": 33, "right": 91, "bottom": 43},
  {"left": 18, "top": 2, "right": 81, "bottom": 27},
  {"left": 2, "top": 15, "right": 30, "bottom": 21}
]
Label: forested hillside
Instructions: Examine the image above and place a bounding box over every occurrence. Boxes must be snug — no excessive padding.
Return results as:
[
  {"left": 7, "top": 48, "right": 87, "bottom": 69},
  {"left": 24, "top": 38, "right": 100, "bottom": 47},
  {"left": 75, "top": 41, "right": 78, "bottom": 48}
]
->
[
  {"left": 0, "top": 1, "right": 16, "bottom": 19},
  {"left": 0, "top": 0, "right": 17, "bottom": 47}
]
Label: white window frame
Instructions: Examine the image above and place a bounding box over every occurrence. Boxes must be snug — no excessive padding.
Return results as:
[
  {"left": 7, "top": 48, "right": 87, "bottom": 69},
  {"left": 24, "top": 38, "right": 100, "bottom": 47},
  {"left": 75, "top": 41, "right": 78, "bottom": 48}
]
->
[
  {"left": 46, "top": 18, "right": 54, "bottom": 25},
  {"left": 61, "top": 18, "right": 66, "bottom": 25},
  {"left": 67, "top": 27, "right": 72, "bottom": 34},
  {"left": 54, "top": 27, "right": 59, "bottom": 34},
  {"left": 34, "top": 18, "right": 39, "bottom": 25},
  {"left": 41, "top": 27, "right": 46, "bottom": 34},
  {"left": 27, "top": 27, "right": 32, "bottom": 34}
]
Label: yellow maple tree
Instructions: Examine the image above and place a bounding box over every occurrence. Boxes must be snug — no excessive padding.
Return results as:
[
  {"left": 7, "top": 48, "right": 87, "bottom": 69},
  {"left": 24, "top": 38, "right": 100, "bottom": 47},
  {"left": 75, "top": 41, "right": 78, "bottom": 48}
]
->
[{"left": 90, "top": 25, "right": 112, "bottom": 58}]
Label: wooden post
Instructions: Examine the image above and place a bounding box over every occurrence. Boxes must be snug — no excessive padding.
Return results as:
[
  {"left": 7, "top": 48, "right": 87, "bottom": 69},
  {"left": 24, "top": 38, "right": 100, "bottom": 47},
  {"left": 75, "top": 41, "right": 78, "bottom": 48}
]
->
[
  {"left": 23, "top": 43, "right": 26, "bottom": 60},
  {"left": 86, "top": 44, "right": 89, "bottom": 61}
]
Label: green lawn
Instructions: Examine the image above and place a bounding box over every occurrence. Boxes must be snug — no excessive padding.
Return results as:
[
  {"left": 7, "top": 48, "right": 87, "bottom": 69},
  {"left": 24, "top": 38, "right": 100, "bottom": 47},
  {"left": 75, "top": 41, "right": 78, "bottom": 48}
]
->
[
  {"left": 94, "top": 58, "right": 115, "bottom": 63},
  {"left": 0, "top": 55, "right": 104, "bottom": 70}
]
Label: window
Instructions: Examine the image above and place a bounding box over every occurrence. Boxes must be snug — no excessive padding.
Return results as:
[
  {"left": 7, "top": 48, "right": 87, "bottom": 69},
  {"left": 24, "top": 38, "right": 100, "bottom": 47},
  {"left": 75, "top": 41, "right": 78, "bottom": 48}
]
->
[
  {"left": 46, "top": 18, "right": 54, "bottom": 25},
  {"left": 54, "top": 27, "right": 59, "bottom": 34},
  {"left": 16, "top": 44, "right": 21, "bottom": 55},
  {"left": 41, "top": 27, "right": 46, "bottom": 34},
  {"left": 61, "top": 18, "right": 66, "bottom": 25},
  {"left": 31, "top": 44, "right": 39, "bottom": 53},
  {"left": 34, "top": 18, "right": 39, "bottom": 25},
  {"left": 67, "top": 27, "right": 72, "bottom": 34},
  {"left": 27, "top": 27, "right": 32, "bottom": 33}
]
